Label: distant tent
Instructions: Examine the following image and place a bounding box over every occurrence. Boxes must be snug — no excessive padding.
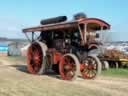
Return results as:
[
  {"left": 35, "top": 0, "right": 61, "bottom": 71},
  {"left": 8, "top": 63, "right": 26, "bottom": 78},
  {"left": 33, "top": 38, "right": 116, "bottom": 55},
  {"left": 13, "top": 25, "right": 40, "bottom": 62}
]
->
[
  {"left": 20, "top": 44, "right": 30, "bottom": 56},
  {"left": 0, "top": 43, "right": 8, "bottom": 56}
]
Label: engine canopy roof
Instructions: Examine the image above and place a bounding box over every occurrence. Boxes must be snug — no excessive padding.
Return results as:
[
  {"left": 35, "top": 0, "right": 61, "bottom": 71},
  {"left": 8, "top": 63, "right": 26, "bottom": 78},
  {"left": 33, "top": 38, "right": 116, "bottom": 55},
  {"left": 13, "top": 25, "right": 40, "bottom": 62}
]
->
[{"left": 23, "top": 18, "right": 110, "bottom": 33}]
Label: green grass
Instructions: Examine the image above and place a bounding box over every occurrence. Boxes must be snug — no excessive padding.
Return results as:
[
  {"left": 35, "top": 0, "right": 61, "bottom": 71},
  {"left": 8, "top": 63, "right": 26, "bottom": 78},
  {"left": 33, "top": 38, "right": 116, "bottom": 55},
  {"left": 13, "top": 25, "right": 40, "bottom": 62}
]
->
[
  {"left": 0, "top": 56, "right": 26, "bottom": 63},
  {"left": 102, "top": 68, "right": 128, "bottom": 77}
]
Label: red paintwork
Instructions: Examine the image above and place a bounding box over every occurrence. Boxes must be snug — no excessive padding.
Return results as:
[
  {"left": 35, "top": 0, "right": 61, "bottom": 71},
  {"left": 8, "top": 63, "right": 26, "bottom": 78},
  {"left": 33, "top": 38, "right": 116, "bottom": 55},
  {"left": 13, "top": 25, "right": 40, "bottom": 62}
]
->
[
  {"left": 59, "top": 56, "right": 75, "bottom": 80},
  {"left": 79, "top": 18, "right": 110, "bottom": 29},
  {"left": 80, "top": 63, "right": 85, "bottom": 71},
  {"left": 27, "top": 42, "right": 43, "bottom": 74},
  {"left": 53, "top": 52, "right": 62, "bottom": 64},
  {"left": 80, "top": 63, "right": 97, "bottom": 79},
  {"left": 88, "top": 44, "right": 98, "bottom": 49}
]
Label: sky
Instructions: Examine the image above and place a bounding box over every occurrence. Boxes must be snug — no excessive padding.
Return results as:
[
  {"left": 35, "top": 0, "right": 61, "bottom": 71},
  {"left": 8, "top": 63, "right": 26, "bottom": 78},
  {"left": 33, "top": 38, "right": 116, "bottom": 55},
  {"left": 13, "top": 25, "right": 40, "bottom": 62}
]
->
[{"left": 0, "top": 0, "right": 128, "bottom": 41}]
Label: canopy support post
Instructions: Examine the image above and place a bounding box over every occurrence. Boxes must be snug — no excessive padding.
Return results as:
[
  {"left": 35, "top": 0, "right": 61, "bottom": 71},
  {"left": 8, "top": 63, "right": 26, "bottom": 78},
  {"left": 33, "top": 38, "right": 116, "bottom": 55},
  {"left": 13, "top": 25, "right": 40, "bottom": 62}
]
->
[
  {"left": 84, "top": 24, "right": 87, "bottom": 44},
  {"left": 32, "top": 32, "right": 34, "bottom": 42},
  {"left": 24, "top": 33, "right": 32, "bottom": 43}
]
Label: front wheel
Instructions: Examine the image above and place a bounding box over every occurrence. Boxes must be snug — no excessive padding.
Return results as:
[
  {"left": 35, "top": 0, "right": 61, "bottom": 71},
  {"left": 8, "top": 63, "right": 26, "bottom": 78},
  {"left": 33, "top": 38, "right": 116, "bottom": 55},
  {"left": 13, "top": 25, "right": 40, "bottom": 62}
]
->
[
  {"left": 80, "top": 55, "right": 102, "bottom": 79},
  {"left": 59, "top": 54, "right": 80, "bottom": 80}
]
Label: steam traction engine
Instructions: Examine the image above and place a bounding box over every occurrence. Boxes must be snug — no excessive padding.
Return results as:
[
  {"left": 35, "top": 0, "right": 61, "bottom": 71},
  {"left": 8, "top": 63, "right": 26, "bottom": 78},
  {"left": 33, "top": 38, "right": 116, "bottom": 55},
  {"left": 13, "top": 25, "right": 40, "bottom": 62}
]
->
[{"left": 22, "top": 15, "right": 110, "bottom": 80}]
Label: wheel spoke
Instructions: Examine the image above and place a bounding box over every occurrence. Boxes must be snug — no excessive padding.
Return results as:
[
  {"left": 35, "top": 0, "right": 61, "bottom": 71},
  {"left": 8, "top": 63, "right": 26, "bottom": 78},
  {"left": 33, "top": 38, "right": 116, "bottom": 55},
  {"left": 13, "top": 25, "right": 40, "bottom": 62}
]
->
[
  {"left": 65, "top": 70, "right": 74, "bottom": 79},
  {"left": 59, "top": 55, "right": 78, "bottom": 80},
  {"left": 83, "top": 68, "right": 88, "bottom": 73},
  {"left": 27, "top": 42, "right": 43, "bottom": 74},
  {"left": 81, "top": 56, "right": 98, "bottom": 79}
]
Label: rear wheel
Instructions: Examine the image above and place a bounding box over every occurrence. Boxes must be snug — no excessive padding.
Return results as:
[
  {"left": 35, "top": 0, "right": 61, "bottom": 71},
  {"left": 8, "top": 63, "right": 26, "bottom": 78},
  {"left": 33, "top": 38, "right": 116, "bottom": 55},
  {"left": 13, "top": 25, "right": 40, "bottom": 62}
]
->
[
  {"left": 81, "top": 55, "right": 101, "bottom": 79},
  {"left": 27, "top": 42, "right": 45, "bottom": 74},
  {"left": 59, "top": 54, "right": 80, "bottom": 80}
]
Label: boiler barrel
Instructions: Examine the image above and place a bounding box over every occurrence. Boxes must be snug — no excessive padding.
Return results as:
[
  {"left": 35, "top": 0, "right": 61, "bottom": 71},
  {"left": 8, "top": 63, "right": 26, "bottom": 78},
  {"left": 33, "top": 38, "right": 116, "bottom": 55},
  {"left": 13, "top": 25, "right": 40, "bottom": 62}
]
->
[{"left": 40, "top": 16, "right": 67, "bottom": 25}]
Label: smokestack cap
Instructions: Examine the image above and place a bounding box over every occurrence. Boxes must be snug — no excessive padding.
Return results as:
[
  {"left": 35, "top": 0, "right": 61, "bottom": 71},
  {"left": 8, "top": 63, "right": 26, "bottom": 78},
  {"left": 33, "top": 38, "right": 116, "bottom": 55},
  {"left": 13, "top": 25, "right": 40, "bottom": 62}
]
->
[{"left": 74, "top": 12, "right": 87, "bottom": 20}]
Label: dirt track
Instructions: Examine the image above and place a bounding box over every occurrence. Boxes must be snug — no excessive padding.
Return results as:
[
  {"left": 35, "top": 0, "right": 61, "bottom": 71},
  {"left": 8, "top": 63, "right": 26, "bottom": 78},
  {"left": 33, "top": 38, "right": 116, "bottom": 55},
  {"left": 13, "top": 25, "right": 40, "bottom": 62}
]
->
[{"left": 0, "top": 60, "right": 128, "bottom": 96}]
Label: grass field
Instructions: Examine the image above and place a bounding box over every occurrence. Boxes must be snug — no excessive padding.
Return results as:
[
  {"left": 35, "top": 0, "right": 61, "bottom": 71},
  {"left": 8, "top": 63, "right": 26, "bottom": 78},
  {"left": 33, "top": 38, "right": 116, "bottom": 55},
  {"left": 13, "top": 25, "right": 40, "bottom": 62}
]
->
[
  {"left": 102, "top": 68, "right": 128, "bottom": 77},
  {"left": 0, "top": 56, "right": 128, "bottom": 96},
  {"left": 0, "top": 56, "right": 26, "bottom": 63}
]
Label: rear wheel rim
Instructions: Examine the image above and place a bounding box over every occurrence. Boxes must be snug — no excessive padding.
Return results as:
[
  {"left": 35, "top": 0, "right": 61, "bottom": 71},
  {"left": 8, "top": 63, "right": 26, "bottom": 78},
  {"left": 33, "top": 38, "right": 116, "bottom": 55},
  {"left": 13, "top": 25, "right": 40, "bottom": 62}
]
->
[
  {"left": 27, "top": 42, "right": 43, "bottom": 74},
  {"left": 59, "top": 56, "right": 77, "bottom": 80},
  {"left": 81, "top": 56, "right": 97, "bottom": 79}
]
